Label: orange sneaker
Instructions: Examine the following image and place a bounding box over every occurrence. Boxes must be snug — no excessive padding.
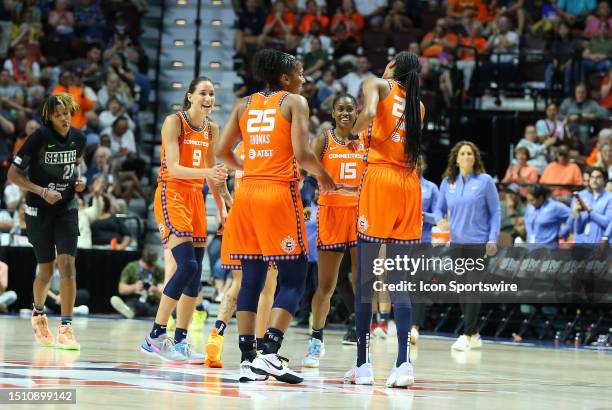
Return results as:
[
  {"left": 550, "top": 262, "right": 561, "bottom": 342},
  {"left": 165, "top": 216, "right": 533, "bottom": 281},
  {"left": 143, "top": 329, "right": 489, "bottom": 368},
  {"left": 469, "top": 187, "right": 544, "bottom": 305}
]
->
[
  {"left": 204, "top": 328, "right": 224, "bottom": 368},
  {"left": 31, "top": 312, "right": 54, "bottom": 347},
  {"left": 57, "top": 324, "right": 80, "bottom": 350}
]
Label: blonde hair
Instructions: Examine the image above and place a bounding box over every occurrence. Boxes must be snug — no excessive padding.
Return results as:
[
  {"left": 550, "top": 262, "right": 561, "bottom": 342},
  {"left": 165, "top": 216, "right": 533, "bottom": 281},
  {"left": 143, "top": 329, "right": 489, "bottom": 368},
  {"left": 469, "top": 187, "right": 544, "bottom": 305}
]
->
[{"left": 41, "top": 93, "right": 80, "bottom": 123}]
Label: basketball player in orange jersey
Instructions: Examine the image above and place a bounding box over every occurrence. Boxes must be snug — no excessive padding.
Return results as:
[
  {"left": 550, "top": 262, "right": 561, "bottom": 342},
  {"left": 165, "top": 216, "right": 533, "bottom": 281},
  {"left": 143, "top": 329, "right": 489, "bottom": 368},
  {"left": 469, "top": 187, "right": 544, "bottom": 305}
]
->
[
  {"left": 140, "top": 77, "right": 228, "bottom": 363},
  {"left": 344, "top": 51, "right": 425, "bottom": 388},
  {"left": 216, "top": 48, "right": 337, "bottom": 384},
  {"left": 301, "top": 93, "right": 365, "bottom": 368},
  {"left": 204, "top": 140, "right": 279, "bottom": 369}
]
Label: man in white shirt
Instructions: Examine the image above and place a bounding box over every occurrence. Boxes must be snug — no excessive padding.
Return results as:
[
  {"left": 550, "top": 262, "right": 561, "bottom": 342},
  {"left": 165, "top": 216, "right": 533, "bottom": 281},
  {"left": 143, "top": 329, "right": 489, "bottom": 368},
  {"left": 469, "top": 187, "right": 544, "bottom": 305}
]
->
[
  {"left": 340, "top": 56, "right": 375, "bottom": 97},
  {"left": 354, "top": 0, "right": 388, "bottom": 27},
  {"left": 486, "top": 16, "right": 519, "bottom": 64}
]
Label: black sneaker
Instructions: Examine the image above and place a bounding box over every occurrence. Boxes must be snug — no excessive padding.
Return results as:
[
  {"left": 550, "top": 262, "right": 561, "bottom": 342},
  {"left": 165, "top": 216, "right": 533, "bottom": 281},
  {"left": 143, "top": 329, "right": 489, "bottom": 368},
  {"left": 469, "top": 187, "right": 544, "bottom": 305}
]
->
[
  {"left": 251, "top": 353, "right": 303, "bottom": 384},
  {"left": 342, "top": 327, "right": 357, "bottom": 345}
]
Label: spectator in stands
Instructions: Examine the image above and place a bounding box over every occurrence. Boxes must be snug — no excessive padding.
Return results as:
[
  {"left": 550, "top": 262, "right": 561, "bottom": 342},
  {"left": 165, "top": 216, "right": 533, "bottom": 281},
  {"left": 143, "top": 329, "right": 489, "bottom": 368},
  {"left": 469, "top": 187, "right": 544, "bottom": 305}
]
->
[
  {"left": 525, "top": 184, "right": 571, "bottom": 245},
  {"left": 581, "top": 20, "right": 612, "bottom": 79},
  {"left": 73, "top": 68, "right": 99, "bottom": 112},
  {"left": 3, "top": 42, "right": 40, "bottom": 87},
  {"left": 585, "top": 0, "right": 611, "bottom": 37},
  {"left": 0, "top": 68, "right": 31, "bottom": 130},
  {"left": 420, "top": 18, "right": 459, "bottom": 59},
  {"left": 540, "top": 144, "right": 584, "bottom": 198},
  {"left": 536, "top": 103, "right": 567, "bottom": 143},
  {"left": 557, "top": 0, "right": 597, "bottom": 27},
  {"left": 97, "top": 73, "right": 134, "bottom": 111},
  {"left": 0, "top": 258, "right": 17, "bottom": 312},
  {"left": 298, "top": 0, "right": 330, "bottom": 34},
  {"left": 47, "top": 0, "right": 75, "bottom": 39},
  {"left": 500, "top": 183, "right": 525, "bottom": 236},
  {"left": 73, "top": 0, "right": 106, "bottom": 43},
  {"left": 110, "top": 248, "right": 164, "bottom": 319},
  {"left": 3, "top": 178, "right": 22, "bottom": 211},
  {"left": 545, "top": 22, "right": 579, "bottom": 94},
  {"left": 457, "top": 21, "right": 487, "bottom": 92},
  {"left": 0, "top": 107, "right": 15, "bottom": 160},
  {"left": 492, "top": 0, "right": 526, "bottom": 33},
  {"left": 353, "top": 0, "right": 387, "bottom": 28},
  {"left": 99, "top": 97, "right": 135, "bottom": 132},
  {"left": 502, "top": 146, "right": 539, "bottom": 195},
  {"left": 384, "top": 1, "right": 414, "bottom": 33},
  {"left": 531, "top": 0, "right": 560, "bottom": 34},
  {"left": 601, "top": 67, "right": 612, "bottom": 110},
  {"left": 331, "top": 0, "right": 365, "bottom": 41},
  {"left": 485, "top": 15, "right": 519, "bottom": 63},
  {"left": 45, "top": 267, "right": 90, "bottom": 316},
  {"left": 516, "top": 125, "right": 556, "bottom": 174},
  {"left": 90, "top": 193, "right": 131, "bottom": 249},
  {"left": 446, "top": 0, "right": 481, "bottom": 22},
  {"left": 235, "top": 0, "right": 268, "bottom": 56},
  {"left": 303, "top": 37, "right": 328, "bottom": 79},
  {"left": 11, "top": 119, "right": 38, "bottom": 161},
  {"left": 51, "top": 70, "right": 94, "bottom": 129},
  {"left": 0, "top": 2, "right": 13, "bottom": 58},
  {"left": 85, "top": 147, "right": 112, "bottom": 187},
  {"left": 586, "top": 129, "right": 610, "bottom": 166},
  {"left": 108, "top": 49, "right": 151, "bottom": 110},
  {"left": 593, "top": 142, "right": 611, "bottom": 180},
  {"left": 316, "top": 68, "right": 344, "bottom": 112},
  {"left": 77, "top": 177, "right": 104, "bottom": 249},
  {"left": 9, "top": 2, "right": 42, "bottom": 53},
  {"left": 340, "top": 55, "right": 374, "bottom": 97},
  {"left": 25, "top": 84, "right": 44, "bottom": 116},
  {"left": 260, "top": 0, "right": 300, "bottom": 51},
  {"left": 559, "top": 83, "right": 608, "bottom": 143},
  {"left": 573, "top": 166, "right": 611, "bottom": 243},
  {"left": 71, "top": 45, "right": 104, "bottom": 90},
  {"left": 299, "top": 19, "right": 332, "bottom": 53},
  {"left": 102, "top": 116, "right": 136, "bottom": 155}
]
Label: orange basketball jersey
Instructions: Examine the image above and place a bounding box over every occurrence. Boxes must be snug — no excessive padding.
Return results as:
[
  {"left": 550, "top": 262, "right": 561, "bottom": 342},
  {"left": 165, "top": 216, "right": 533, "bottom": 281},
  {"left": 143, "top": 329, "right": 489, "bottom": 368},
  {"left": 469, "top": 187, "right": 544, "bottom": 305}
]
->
[
  {"left": 319, "top": 128, "right": 365, "bottom": 207},
  {"left": 238, "top": 91, "right": 298, "bottom": 182},
  {"left": 364, "top": 79, "right": 416, "bottom": 168},
  {"left": 157, "top": 111, "right": 211, "bottom": 188},
  {"left": 233, "top": 142, "right": 245, "bottom": 191}
]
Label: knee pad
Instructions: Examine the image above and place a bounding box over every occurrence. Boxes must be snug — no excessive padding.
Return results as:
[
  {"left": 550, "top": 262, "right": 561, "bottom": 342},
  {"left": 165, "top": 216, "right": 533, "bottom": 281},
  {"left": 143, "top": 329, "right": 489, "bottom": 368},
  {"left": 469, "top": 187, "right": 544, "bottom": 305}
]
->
[
  {"left": 237, "top": 260, "right": 268, "bottom": 313},
  {"left": 163, "top": 242, "right": 198, "bottom": 300},
  {"left": 272, "top": 256, "right": 308, "bottom": 315},
  {"left": 182, "top": 247, "right": 205, "bottom": 297}
]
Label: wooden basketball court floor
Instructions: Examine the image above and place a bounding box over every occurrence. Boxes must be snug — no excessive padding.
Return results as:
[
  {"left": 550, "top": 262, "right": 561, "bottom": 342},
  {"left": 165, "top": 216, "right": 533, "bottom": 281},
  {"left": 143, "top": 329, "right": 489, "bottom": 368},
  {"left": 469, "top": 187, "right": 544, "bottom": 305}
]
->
[{"left": 0, "top": 316, "right": 610, "bottom": 409}]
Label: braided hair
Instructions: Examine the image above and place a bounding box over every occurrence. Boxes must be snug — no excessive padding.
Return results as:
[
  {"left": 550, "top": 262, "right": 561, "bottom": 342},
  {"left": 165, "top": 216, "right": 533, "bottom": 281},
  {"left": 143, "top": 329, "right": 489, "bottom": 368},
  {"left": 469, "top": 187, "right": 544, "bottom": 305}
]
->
[
  {"left": 251, "top": 48, "right": 299, "bottom": 90},
  {"left": 40, "top": 93, "right": 80, "bottom": 125}
]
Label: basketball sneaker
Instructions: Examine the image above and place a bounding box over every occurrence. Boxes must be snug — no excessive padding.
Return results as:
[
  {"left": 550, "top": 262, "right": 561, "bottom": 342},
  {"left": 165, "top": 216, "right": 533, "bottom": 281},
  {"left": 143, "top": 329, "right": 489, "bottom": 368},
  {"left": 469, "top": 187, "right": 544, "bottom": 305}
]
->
[
  {"left": 141, "top": 334, "right": 187, "bottom": 363},
  {"left": 342, "top": 327, "right": 357, "bottom": 345},
  {"left": 373, "top": 321, "right": 388, "bottom": 338},
  {"left": 57, "top": 324, "right": 80, "bottom": 350},
  {"left": 110, "top": 296, "right": 134, "bottom": 319},
  {"left": 31, "top": 312, "right": 54, "bottom": 347},
  {"left": 344, "top": 363, "right": 374, "bottom": 385},
  {"left": 469, "top": 334, "right": 482, "bottom": 349},
  {"left": 175, "top": 341, "right": 205, "bottom": 364},
  {"left": 302, "top": 338, "right": 325, "bottom": 368},
  {"left": 251, "top": 353, "right": 303, "bottom": 384},
  {"left": 239, "top": 360, "right": 268, "bottom": 382},
  {"left": 385, "top": 362, "right": 415, "bottom": 388},
  {"left": 410, "top": 327, "right": 419, "bottom": 345},
  {"left": 451, "top": 334, "right": 471, "bottom": 351},
  {"left": 204, "top": 327, "right": 224, "bottom": 368},
  {"left": 189, "top": 310, "right": 207, "bottom": 333}
]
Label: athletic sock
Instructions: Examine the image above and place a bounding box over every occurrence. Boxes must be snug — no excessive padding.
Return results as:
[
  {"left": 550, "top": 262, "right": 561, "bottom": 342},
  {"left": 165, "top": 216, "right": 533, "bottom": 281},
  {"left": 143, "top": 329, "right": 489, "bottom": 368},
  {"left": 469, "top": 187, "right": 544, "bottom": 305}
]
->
[
  {"left": 60, "top": 316, "right": 72, "bottom": 326},
  {"left": 311, "top": 328, "right": 323, "bottom": 342},
  {"left": 150, "top": 322, "right": 167, "bottom": 339},
  {"left": 215, "top": 320, "right": 227, "bottom": 336},
  {"left": 394, "top": 304, "right": 412, "bottom": 367},
  {"left": 239, "top": 335, "right": 257, "bottom": 362},
  {"left": 379, "top": 312, "right": 390, "bottom": 324},
  {"left": 262, "top": 328, "right": 284, "bottom": 355},
  {"left": 175, "top": 328, "right": 187, "bottom": 343},
  {"left": 356, "top": 311, "right": 371, "bottom": 366},
  {"left": 33, "top": 304, "right": 44, "bottom": 316}
]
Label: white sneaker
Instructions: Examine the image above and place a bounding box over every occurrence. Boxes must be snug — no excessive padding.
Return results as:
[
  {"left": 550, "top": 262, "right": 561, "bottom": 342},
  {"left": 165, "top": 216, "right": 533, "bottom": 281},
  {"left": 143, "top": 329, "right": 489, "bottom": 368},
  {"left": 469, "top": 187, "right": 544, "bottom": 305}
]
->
[
  {"left": 73, "top": 305, "right": 89, "bottom": 316},
  {"left": 385, "top": 362, "right": 414, "bottom": 388},
  {"left": 410, "top": 327, "right": 419, "bottom": 345},
  {"left": 469, "top": 334, "right": 482, "bottom": 349},
  {"left": 302, "top": 338, "right": 325, "bottom": 368},
  {"left": 451, "top": 335, "right": 471, "bottom": 351},
  {"left": 110, "top": 296, "right": 135, "bottom": 319},
  {"left": 251, "top": 353, "right": 303, "bottom": 384},
  {"left": 239, "top": 360, "right": 267, "bottom": 382},
  {"left": 344, "top": 363, "right": 374, "bottom": 385}
]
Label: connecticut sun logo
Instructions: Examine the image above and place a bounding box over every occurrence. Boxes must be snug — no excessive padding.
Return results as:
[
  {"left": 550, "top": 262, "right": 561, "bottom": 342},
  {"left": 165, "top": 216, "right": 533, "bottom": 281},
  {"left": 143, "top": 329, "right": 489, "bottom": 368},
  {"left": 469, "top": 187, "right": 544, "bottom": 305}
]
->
[
  {"left": 158, "top": 223, "right": 165, "bottom": 237},
  {"left": 391, "top": 132, "right": 401, "bottom": 143},
  {"left": 358, "top": 215, "right": 369, "bottom": 233},
  {"left": 280, "top": 236, "right": 297, "bottom": 253}
]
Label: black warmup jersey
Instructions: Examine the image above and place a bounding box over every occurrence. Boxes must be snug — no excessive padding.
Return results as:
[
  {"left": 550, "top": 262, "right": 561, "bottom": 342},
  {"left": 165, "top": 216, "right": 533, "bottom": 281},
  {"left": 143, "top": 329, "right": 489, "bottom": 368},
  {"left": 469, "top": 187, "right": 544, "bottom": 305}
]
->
[{"left": 13, "top": 125, "right": 86, "bottom": 207}]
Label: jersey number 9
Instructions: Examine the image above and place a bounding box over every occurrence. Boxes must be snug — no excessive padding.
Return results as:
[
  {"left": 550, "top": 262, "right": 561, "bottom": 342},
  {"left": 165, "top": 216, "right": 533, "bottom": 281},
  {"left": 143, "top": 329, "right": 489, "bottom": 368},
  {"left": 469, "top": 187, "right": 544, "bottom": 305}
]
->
[
  {"left": 193, "top": 149, "right": 202, "bottom": 166},
  {"left": 246, "top": 109, "right": 276, "bottom": 133}
]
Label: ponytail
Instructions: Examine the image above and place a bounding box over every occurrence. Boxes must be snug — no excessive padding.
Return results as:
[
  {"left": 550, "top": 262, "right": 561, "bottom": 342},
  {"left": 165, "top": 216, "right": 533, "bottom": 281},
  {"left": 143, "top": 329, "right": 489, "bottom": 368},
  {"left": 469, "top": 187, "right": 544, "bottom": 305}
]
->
[{"left": 393, "top": 52, "right": 422, "bottom": 171}]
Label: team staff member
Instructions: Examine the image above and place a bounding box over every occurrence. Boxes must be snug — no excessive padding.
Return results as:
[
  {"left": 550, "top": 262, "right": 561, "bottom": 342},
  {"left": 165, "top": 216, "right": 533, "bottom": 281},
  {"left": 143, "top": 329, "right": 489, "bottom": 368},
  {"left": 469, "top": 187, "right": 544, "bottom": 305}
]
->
[
  {"left": 8, "top": 94, "right": 86, "bottom": 350},
  {"left": 435, "top": 141, "right": 500, "bottom": 352},
  {"left": 524, "top": 184, "right": 571, "bottom": 246},
  {"left": 573, "top": 167, "right": 612, "bottom": 244}
]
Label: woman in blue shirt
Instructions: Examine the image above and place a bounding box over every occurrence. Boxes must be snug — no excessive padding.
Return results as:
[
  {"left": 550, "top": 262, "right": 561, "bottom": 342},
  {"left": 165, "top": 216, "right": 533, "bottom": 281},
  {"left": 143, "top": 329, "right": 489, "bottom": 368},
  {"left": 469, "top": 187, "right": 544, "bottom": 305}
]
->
[
  {"left": 435, "top": 141, "right": 501, "bottom": 352},
  {"left": 524, "top": 184, "right": 571, "bottom": 246}
]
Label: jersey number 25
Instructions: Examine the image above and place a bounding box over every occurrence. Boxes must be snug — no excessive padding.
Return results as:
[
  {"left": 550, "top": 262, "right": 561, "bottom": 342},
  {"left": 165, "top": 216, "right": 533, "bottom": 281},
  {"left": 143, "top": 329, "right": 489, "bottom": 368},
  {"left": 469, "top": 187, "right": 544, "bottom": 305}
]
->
[
  {"left": 246, "top": 109, "right": 276, "bottom": 133},
  {"left": 391, "top": 95, "right": 405, "bottom": 118}
]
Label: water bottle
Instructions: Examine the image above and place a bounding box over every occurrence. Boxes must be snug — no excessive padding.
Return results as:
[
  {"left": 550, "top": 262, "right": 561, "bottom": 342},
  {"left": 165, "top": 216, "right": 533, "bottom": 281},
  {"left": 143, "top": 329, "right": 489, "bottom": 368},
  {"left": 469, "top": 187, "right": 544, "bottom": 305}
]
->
[
  {"left": 574, "top": 332, "right": 581, "bottom": 347},
  {"left": 554, "top": 331, "right": 561, "bottom": 345}
]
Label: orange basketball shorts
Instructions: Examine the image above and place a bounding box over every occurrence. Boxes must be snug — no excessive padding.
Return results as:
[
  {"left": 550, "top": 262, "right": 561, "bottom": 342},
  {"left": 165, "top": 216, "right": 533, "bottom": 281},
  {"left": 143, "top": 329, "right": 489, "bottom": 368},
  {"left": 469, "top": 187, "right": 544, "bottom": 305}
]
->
[
  {"left": 154, "top": 181, "right": 207, "bottom": 245},
  {"left": 357, "top": 164, "right": 422, "bottom": 243},
  {"left": 316, "top": 205, "right": 358, "bottom": 251},
  {"left": 221, "top": 179, "right": 308, "bottom": 261}
]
